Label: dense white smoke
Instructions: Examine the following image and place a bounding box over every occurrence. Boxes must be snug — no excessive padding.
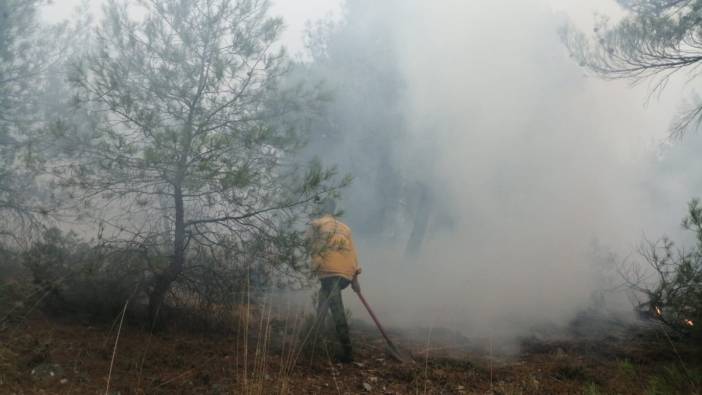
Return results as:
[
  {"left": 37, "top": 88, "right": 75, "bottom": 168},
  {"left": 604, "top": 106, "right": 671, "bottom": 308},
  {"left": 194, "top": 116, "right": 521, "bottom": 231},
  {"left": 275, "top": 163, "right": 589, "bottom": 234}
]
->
[{"left": 335, "top": 0, "right": 697, "bottom": 338}]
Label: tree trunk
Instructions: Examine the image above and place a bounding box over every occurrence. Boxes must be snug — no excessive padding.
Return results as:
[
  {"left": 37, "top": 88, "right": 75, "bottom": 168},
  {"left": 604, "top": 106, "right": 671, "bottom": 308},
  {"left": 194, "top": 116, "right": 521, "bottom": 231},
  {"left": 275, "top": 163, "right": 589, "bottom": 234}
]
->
[
  {"left": 404, "top": 184, "right": 431, "bottom": 258},
  {"left": 147, "top": 274, "right": 170, "bottom": 329},
  {"left": 148, "top": 184, "right": 186, "bottom": 328}
]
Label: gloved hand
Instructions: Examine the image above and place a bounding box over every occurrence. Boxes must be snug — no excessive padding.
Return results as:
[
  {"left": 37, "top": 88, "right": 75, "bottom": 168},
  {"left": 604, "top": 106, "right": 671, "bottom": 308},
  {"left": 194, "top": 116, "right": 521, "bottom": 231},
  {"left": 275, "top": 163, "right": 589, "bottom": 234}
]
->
[{"left": 351, "top": 273, "right": 361, "bottom": 293}]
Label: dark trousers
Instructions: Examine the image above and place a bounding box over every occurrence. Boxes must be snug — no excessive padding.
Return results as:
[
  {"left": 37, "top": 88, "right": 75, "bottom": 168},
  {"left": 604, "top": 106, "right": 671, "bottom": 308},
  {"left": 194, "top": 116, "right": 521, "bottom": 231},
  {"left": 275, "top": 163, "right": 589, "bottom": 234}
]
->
[{"left": 317, "top": 276, "right": 352, "bottom": 354}]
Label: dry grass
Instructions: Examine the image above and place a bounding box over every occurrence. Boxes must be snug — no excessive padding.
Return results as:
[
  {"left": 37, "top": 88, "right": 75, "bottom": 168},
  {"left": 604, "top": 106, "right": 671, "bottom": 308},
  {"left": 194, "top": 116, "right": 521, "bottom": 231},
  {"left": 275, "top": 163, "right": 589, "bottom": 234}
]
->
[{"left": 2, "top": 282, "right": 702, "bottom": 394}]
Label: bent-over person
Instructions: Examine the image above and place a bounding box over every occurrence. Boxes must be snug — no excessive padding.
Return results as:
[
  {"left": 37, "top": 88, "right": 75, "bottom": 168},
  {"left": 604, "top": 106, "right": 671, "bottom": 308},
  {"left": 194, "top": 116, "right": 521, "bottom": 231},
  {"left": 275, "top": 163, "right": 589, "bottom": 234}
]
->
[{"left": 308, "top": 198, "right": 361, "bottom": 363}]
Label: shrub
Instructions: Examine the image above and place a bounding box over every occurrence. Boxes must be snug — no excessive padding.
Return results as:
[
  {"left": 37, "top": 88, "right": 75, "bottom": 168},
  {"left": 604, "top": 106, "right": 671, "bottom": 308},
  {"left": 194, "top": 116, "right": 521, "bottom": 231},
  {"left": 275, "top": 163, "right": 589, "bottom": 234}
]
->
[
  {"left": 625, "top": 199, "right": 702, "bottom": 338},
  {"left": 16, "top": 227, "right": 307, "bottom": 330},
  {"left": 21, "top": 227, "right": 147, "bottom": 319}
]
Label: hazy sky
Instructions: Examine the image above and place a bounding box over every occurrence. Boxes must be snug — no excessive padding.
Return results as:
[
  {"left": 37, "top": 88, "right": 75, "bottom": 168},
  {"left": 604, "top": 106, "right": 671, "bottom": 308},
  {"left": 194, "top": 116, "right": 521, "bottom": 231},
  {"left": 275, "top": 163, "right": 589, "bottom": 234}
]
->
[
  {"left": 43, "top": 0, "right": 623, "bottom": 57},
  {"left": 43, "top": 0, "right": 343, "bottom": 56}
]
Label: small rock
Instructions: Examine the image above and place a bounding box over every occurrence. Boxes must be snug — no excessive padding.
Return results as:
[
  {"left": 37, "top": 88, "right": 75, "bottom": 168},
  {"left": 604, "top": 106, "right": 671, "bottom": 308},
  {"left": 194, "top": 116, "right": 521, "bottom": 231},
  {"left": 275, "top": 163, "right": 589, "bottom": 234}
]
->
[
  {"left": 369, "top": 376, "right": 378, "bottom": 383},
  {"left": 30, "top": 363, "right": 64, "bottom": 381},
  {"left": 353, "top": 362, "right": 365, "bottom": 368},
  {"left": 60, "top": 378, "right": 68, "bottom": 385},
  {"left": 363, "top": 382, "right": 372, "bottom": 392},
  {"left": 457, "top": 385, "right": 465, "bottom": 390}
]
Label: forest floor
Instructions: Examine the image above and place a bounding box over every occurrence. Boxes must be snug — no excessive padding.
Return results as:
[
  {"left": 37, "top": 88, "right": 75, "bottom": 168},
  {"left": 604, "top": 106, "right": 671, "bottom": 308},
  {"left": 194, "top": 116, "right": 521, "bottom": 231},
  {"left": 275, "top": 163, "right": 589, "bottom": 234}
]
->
[{"left": 1, "top": 308, "right": 701, "bottom": 394}]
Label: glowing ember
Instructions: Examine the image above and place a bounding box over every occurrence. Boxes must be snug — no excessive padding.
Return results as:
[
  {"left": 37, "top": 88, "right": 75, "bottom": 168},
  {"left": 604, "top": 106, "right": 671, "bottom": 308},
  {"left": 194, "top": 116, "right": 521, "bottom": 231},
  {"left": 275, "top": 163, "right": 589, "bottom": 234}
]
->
[{"left": 684, "top": 319, "right": 694, "bottom": 327}]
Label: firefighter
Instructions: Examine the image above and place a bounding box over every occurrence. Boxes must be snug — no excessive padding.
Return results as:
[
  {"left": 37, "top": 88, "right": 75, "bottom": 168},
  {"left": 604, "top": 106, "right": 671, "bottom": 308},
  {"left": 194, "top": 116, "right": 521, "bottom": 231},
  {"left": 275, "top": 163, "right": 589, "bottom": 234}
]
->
[{"left": 308, "top": 198, "right": 361, "bottom": 363}]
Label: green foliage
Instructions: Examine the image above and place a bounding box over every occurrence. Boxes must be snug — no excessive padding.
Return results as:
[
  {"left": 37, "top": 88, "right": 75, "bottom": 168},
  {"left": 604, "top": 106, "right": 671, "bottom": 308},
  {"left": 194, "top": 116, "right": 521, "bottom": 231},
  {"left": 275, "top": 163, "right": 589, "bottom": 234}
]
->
[
  {"left": 0, "top": 0, "right": 47, "bottom": 123},
  {"left": 618, "top": 358, "right": 638, "bottom": 380},
  {"left": 0, "top": 0, "right": 78, "bottom": 240},
  {"left": 644, "top": 364, "right": 702, "bottom": 395},
  {"left": 562, "top": 0, "right": 702, "bottom": 136},
  {"left": 62, "top": 0, "right": 340, "bottom": 238},
  {"left": 54, "top": 0, "right": 345, "bottom": 323},
  {"left": 64, "top": 0, "right": 301, "bottom": 203},
  {"left": 0, "top": 0, "right": 51, "bottom": 234}
]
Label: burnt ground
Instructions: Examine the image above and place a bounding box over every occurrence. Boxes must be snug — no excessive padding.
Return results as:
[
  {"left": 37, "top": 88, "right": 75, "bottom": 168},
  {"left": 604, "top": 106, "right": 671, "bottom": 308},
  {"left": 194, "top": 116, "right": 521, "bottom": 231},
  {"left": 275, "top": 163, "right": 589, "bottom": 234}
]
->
[{"left": 0, "top": 309, "right": 701, "bottom": 394}]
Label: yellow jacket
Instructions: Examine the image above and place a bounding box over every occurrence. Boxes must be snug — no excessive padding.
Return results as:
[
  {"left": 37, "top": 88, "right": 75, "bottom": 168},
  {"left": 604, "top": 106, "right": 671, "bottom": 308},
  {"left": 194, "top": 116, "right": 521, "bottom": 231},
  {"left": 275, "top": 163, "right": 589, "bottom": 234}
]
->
[{"left": 308, "top": 215, "right": 360, "bottom": 280}]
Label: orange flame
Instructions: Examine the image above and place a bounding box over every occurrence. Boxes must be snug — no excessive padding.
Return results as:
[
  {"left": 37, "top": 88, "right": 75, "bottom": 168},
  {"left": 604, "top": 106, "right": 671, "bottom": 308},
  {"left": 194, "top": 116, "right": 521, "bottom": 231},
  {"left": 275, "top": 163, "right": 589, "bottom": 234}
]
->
[{"left": 684, "top": 319, "right": 694, "bottom": 327}]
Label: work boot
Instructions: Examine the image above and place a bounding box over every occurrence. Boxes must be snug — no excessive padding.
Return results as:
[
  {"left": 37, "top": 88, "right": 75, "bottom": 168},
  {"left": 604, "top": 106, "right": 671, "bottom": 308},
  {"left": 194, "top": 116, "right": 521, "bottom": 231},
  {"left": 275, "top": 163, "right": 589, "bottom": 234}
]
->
[{"left": 337, "top": 344, "right": 353, "bottom": 363}]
